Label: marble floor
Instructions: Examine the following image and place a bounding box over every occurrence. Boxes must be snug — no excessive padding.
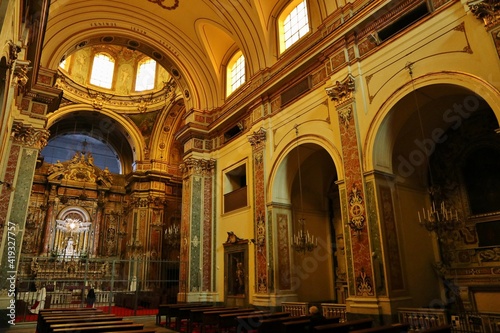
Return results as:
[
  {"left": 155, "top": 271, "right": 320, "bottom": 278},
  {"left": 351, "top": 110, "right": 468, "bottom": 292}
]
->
[{"left": 4, "top": 315, "right": 176, "bottom": 333}]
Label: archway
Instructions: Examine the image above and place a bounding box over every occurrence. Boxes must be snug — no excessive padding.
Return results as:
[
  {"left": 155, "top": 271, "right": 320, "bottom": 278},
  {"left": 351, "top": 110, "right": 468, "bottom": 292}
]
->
[
  {"left": 372, "top": 82, "right": 500, "bottom": 310},
  {"left": 271, "top": 141, "right": 342, "bottom": 303}
]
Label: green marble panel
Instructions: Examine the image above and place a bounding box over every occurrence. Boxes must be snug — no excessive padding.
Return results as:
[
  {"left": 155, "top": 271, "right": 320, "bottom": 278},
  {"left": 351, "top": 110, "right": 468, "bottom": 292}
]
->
[{"left": 189, "top": 177, "right": 202, "bottom": 291}]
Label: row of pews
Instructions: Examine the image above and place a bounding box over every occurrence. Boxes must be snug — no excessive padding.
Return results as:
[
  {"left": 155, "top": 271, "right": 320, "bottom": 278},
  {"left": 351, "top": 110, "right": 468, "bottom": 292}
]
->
[
  {"left": 157, "top": 303, "right": 453, "bottom": 333},
  {"left": 36, "top": 307, "right": 156, "bottom": 333}
]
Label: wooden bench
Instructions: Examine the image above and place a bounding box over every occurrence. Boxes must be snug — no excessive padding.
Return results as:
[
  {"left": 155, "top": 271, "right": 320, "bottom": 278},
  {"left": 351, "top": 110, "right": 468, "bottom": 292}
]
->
[
  {"left": 313, "top": 318, "right": 374, "bottom": 332},
  {"left": 49, "top": 320, "right": 135, "bottom": 333},
  {"left": 351, "top": 323, "right": 410, "bottom": 333},
  {"left": 257, "top": 315, "right": 312, "bottom": 333},
  {"left": 44, "top": 316, "right": 121, "bottom": 333},
  {"left": 200, "top": 308, "right": 255, "bottom": 333},
  {"left": 235, "top": 312, "right": 290, "bottom": 333},
  {"left": 161, "top": 303, "right": 209, "bottom": 328},
  {"left": 186, "top": 306, "right": 231, "bottom": 333},
  {"left": 217, "top": 310, "right": 267, "bottom": 333},
  {"left": 52, "top": 323, "right": 145, "bottom": 333},
  {"left": 420, "top": 325, "right": 453, "bottom": 333},
  {"left": 281, "top": 317, "right": 342, "bottom": 333},
  {"left": 175, "top": 305, "right": 223, "bottom": 331},
  {"left": 37, "top": 310, "right": 106, "bottom": 333}
]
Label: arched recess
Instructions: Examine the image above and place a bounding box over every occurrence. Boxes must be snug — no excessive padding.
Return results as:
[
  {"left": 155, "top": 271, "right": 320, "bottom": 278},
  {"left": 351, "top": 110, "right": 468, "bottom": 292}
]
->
[
  {"left": 148, "top": 97, "right": 185, "bottom": 164},
  {"left": 365, "top": 73, "right": 500, "bottom": 308},
  {"left": 46, "top": 105, "right": 144, "bottom": 174},
  {"left": 53, "top": 206, "right": 93, "bottom": 258},
  {"left": 365, "top": 72, "right": 500, "bottom": 176},
  {"left": 268, "top": 134, "right": 344, "bottom": 303}
]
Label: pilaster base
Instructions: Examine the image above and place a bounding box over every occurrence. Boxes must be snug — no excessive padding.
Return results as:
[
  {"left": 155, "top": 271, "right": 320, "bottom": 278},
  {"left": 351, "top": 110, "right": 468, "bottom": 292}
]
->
[{"left": 346, "top": 296, "right": 413, "bottom": 325}]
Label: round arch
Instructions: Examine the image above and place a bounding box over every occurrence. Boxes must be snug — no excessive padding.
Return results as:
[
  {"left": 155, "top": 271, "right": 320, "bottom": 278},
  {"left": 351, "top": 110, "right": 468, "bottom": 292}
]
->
[
  {"left": 268, "top": 131, "right": 343, "bottom": 203},
  {"left": 46, "top": 104, "right": 144, "bottom": 173},
  {"left": 365, "top": 71, "right": 500, "bottom": 175}
]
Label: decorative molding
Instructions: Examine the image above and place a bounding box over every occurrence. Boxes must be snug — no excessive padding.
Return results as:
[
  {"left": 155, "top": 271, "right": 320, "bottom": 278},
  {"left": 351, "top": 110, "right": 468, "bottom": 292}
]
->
[
  {"left": 11, "top": 121, "right": 49, "bottom": 150},
  {"left": 248, "top": 127, "right": 267, "bottom": 147},
  {"left": 180, "top": 157, "right": 216, "bottom": 176},
  {"left": 326, "top": 74, "right": 356, "bottom": 106},
  {"left": 468, "top": 0, "right": 500, "bottom": 29},
  {"left": 338, "top": 106, "right": 353, "bottom": 128},
  {"left": 348, "top": 184, "right": 366, "bottom": 233},
  {"left": 12, "top": 60, "right": 31, "bottom": 91},
  {"left": 148, "top": 0, "right": 180, "bottom": 10}
]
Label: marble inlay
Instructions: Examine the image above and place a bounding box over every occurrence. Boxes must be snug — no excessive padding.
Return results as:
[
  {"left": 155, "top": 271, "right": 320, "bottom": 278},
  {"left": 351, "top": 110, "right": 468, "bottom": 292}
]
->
[{"left": 190, "top": 177, "right": 202, "bottom": 291}]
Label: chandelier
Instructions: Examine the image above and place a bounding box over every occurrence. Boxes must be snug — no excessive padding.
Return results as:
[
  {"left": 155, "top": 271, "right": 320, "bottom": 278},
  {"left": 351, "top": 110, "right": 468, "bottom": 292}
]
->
[
  {"left": 291, "top": 125, "right": 317, "bottom": 254},
  {"left": 406, "top": 63, "right": 462, "bottom": 236},
  {"left": 418, "top": 187, "right": 461, "bottom": 234},
  {"left": 164, "top": 223, "right": 180, "bottom": 249}
]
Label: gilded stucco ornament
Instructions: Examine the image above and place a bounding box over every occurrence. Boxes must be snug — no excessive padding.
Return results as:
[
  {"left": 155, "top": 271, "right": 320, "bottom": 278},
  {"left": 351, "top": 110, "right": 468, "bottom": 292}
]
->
[{"left": 11, "top": 121, "right": 49, "bottom": 150}]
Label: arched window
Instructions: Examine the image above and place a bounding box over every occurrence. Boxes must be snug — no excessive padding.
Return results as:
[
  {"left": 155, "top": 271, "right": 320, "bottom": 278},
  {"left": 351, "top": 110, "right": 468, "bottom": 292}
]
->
[
  {"left": 226, "top": 51, "right": 245, "bottom": 96},
  {"left": 278, "top": 0, "right": 310, "bottom": 54},
  {"left": 135, "top": 57, "right": 156, "bottom": 92},
  {"left": 90, "top": 53, "right": 115, "bottom": 89}
]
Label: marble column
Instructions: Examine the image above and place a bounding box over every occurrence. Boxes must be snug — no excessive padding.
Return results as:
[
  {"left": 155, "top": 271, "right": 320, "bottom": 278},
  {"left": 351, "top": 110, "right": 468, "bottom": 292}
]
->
[
  {"left": 326, "top": 75, "right": 375, "bottom": 298},
  {"left": 0, "top": 121, "right": 49, "bottom": 292},
  {"left": 247, "top": 128, "right": 270, "bottom": 295},
  {"left": 179, "top": 157, "right": 216, "bottom": 302}
]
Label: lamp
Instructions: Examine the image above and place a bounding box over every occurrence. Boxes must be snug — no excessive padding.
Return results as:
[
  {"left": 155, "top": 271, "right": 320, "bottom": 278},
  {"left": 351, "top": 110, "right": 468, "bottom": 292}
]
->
[
  {"left": 406, "top": 63, "right": 462, "bottom": 235},
  {"left": 164, "top": 223, "right": 180, "bottom": 249},
  {"left": 291, "top": 125, "right": 318, "bottom": 254}
]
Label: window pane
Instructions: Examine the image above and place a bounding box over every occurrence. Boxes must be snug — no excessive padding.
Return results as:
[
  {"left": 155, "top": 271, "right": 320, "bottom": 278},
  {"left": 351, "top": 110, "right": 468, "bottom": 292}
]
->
[
  {"left": 231, "top": 55, "right": 245, "bottom": 92},
  {"left": 283, "top": 0, "right": 309, "bottom": 50},
  {"left": 135, "top": 58, "right": 156, "bottom": 91},
  {"left": 90, "top": 54, "right": 115, "bottom": 89}
]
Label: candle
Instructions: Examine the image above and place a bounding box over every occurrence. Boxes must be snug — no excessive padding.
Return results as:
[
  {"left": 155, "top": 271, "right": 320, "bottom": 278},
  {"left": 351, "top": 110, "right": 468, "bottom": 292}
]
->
[{"left": 418, "top": 211, "right": 421, "bottom": 223}]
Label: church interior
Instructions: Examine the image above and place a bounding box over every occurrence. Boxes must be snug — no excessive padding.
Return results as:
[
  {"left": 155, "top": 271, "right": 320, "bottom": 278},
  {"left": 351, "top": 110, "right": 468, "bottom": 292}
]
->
[{"left": 1, "top": 0, "right": 500, "bottom": 330}]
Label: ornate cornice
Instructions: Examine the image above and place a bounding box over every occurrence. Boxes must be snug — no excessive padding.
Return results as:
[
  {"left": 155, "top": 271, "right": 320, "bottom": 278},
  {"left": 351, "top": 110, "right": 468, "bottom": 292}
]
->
[
  {"left": 468, "top": 0, "right": 500, "bottom": 29},
  {"left": 11, "top": 121, "right": 49, "bottom": 150},
  {"left": 12, "top": 60, "right": 31, "bottom": 92},
  {"left": 247, "top": 127, "right": 267, "bottom": 147},
  {"left": 326, "top": 74, "right": 356, "bottom": 106},
  {"left": 180, "top": 157, "right": 216, "bottom": 176}
]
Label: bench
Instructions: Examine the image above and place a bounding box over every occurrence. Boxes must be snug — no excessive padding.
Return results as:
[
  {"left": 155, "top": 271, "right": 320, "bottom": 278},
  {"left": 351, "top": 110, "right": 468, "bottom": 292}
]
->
[
  {"left": 351, "top": 323, "right": 410, "bottom": 333},
  {"left": 257, "top": 315, "right": 312, "bottom": 333},
  {"left": 200, "top": 308, "right": 255, "bottom": 333},
  {"left": 313, "top": 318, "right": 374, "bottom": 332},
  {"left": 185, "top": 306, "right": 231, "bottom": 333},
  {"left": 37, "top": 310, "right": 106, "bottom": 333},
  {"left": 52, "top": 323, "right": 145, "bottom": 333},
  {"left": 235, "top": 312, "right": 290, "bottom": 333},
  {"left": 44, "top": 316, "right": 121, "bottom": 333},
  {"left": 175, "top": 305, "right": 223, "bottom": 331},
  {"left": 49, "top": 320, "right": 135, "bottom": 333},
  {"left": 159, "top": 302, "right": 209, "bottom": 327},
  {"left": 420, "top": 325, "right": 453, "bottom": 333},
  {"left": 217, "top": 310, "right": 267, "bottom": 333},
  {"left": 281, "top": 317, "right": 342, "bottom": 333}
]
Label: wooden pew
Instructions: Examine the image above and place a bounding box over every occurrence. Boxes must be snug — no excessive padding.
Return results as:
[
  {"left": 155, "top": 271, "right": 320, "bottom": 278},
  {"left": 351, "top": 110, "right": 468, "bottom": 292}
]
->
[
  {"left": 280, "top": 316, "right": 342, "bottom": 333},
  {"left": 49, "top": 320, "right": 135, "bottom": 333},
  {"left": 104, "top": 330, "right": 156, "bottom": 333},
  {"left": 161, "top": 303, "right": 209, "bottom": 328},
  {"left": 257, "top": 315, "right": 312, "bottom": 333},
  {"left": 351, "top": 323, "right": 410, "bottom": 333},
  {"left": 313, "top": 318, "right": 374, "bottom": 332},
  {"left": 200, "top": 308, "right": 255, "bottom": 333},
  {"left": 420, "top": 325, "right": 453, "bottom": 333},
  {"left": 37, "top": 309, "right": 106, "bottom": 333},
  {"left": 235, "top": 312, "right": 290, "bottom": 333},
  {"left": 175, "top": 305, "right": 223, "bottom": 331},
  {"left": 156, "top": 302, "right": 206, "bottom": 325},
  {"left": 217, "top": 310, "right": 268, "bottom": 333},
  {"left": 52, "top": 323, "right": 145, "bottom": 333},
  {"left": 44, "top": 315, "right": 121, "bottom": 333},
  {"left": 185, "top": 306, "right": 231, "bottom": 333}
]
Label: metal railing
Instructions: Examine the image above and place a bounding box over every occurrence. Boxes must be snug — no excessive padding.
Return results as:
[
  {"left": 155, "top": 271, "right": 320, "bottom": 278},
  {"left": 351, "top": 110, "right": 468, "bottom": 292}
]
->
[{"left": 14, "top": 256, "right": 184, "bottom": 322}]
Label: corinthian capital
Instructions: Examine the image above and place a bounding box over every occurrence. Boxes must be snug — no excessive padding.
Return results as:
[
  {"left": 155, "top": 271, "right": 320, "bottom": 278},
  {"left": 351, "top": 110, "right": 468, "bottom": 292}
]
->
[
  {"left": 326, "top": 74, "right": 356, "bottom": 106},
  {"left": 247, "top": 128, "right": 267, "bottom": 147},
  {"left": 11, "top": 121, "right": 50, "bottom": 150},
  {"left": 180, "top": 157, "right": 216, "bottom": 176},
  {"left": 468, "top": 0, "right": 500, "bottom": 28}
]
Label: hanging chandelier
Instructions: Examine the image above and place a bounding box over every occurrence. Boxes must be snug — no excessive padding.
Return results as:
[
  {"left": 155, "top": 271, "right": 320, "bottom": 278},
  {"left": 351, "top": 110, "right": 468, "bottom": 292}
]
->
[
  {"left": 164, "top": 223, "right": 180, "bottom": 249},
  {"left": 418, "top": 187, "right": 461, "bottom": 234},
  {"left": 291, "top": 125, "right": 317, "bottom": 254},
  {"left": 406, "top": 62, "right": 462, "bottom": 236}
]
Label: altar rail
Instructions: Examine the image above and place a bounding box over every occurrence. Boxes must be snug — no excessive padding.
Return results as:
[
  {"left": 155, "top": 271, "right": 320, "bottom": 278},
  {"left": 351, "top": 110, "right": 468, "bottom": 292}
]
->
[
  {"left": 281, "top": 301, "right": 309, "bottom": 316},
  {"left": 321, "top": 303, "right": 347, "bottom": 322},
  {"left": 398, "top": 307, "right": 448, "bottom": 330}
]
